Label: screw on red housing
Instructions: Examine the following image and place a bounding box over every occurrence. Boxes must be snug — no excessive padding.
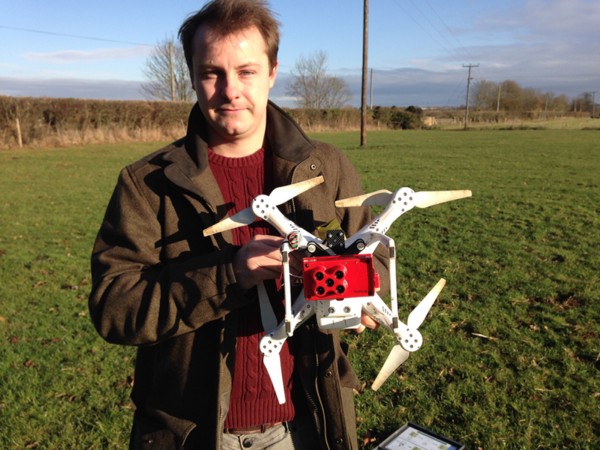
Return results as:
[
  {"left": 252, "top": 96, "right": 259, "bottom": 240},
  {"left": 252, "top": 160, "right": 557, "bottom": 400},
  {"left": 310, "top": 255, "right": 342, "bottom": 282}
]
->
[{"left": 302, "top": 254, "right": 380, "bottom": 301}]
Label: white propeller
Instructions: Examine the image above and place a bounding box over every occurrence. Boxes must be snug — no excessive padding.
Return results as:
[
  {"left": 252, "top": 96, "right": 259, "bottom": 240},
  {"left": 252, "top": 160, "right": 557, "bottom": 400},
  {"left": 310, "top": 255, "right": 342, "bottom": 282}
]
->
[
  {"left": 202, "top": 208, "right": 256, "bottom": 237},
  {"left": 263, "top": 355, "right": 286, "bottom": 404},
  {"left": 371, "top": 278, "right": 446, "bottom": 391},
  {"left": 203, "top": 176, "right": 325, "bottom": 237},
  {"left": 407, "top": 278, "right": 446, "bottom": 329},
  {"left": 260, "top": 295, "right": 316, "bottom": 404},
  {"left": 334, "top": 189, "right": 392, "bottom": 208},
  {"left": 336, "top": 188, "right": 472, "bottom": 209},
  {"left": 371, "top": 345, "right": 410, "bottom": 391},
  {"left": 269, "top": 176, "right": 324, "bottom": 204},
  {"left": 412, "top": 190, "right": 472, "bottom": 208}
]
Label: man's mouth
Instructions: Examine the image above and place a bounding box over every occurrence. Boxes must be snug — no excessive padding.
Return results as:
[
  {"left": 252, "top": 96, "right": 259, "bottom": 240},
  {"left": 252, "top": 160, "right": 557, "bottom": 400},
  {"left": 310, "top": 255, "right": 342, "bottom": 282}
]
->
[{"left": 217, "top": 106, "right": 244, "bottom": 114}]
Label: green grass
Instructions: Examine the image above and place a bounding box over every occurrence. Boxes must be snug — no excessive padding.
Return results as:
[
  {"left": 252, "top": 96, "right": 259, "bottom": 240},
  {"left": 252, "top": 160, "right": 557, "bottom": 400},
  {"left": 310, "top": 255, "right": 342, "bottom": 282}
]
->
[{"left": 1, "top": 130, "right": 598, "bottom": 449}]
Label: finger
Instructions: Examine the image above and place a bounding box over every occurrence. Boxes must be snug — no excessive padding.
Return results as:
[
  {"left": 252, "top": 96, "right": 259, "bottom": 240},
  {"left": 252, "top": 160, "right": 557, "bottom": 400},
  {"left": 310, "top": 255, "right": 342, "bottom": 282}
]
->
[
  {"left": 251, "top": 234, "right": 284, "bottom": 246},
  {"left": 361, "top": 314, "right": 379, "bottom": 330},
  {"left": 251, "top": 265, "right": 281, "bottom": 280},
  {"left": 251, "top": 258, "right": 281, "bottom": 273}
]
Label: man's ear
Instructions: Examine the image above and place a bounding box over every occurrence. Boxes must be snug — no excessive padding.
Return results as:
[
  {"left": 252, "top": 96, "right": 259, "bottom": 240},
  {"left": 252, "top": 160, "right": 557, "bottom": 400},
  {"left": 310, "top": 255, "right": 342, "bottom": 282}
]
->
[{"left": 269, "top": 61, "right": 279, "bottom": 88}]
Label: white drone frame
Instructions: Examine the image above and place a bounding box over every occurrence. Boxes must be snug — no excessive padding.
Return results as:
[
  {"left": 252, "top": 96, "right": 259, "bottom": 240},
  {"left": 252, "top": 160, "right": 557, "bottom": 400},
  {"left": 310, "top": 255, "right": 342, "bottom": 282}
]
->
[{"left": 203, "top": 176, "right": 471, "bottom": 404}]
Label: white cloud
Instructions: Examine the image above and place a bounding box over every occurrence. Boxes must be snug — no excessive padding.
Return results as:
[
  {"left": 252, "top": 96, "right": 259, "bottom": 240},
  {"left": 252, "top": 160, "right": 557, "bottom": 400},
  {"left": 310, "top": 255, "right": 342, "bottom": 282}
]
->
[
  {"left": 473, "top": 0, "right": 600, "bottom": 37},
  {"left": 0, "top": 76, "right": 145, "bottom": 100},
  {"left": 24, "top": 46, "right": 150, "bottom": 63},
  {"left": 418, "top": 0, "right": 600, "bottom": 99}
]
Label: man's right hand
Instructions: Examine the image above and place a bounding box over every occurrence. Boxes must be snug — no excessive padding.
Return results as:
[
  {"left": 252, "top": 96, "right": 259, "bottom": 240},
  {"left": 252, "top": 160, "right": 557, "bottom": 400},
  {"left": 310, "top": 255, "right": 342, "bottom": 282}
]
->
[{"left": 233, "top": 235, "right": 285, "bottom": 290}]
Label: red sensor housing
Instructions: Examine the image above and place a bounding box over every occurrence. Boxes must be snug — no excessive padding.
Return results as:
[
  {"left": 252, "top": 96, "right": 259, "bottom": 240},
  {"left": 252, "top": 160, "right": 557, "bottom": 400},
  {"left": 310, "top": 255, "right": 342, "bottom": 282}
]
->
[{"left": 302, "top": 254, "right": 379, "bottom": 301}]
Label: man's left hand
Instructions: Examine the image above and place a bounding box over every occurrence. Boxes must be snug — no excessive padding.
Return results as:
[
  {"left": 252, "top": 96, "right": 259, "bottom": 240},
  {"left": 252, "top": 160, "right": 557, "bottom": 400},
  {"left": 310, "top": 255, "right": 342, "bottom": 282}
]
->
[{"left": 355, "top": 313, "right": 379, "bottom": 333}]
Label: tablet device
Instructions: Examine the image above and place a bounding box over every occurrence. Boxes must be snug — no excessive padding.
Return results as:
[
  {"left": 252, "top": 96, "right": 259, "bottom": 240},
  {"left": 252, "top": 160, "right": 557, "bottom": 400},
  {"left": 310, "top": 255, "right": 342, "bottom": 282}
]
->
[{"left": 377, "top": 422, "right": 464, "bottom": 450}]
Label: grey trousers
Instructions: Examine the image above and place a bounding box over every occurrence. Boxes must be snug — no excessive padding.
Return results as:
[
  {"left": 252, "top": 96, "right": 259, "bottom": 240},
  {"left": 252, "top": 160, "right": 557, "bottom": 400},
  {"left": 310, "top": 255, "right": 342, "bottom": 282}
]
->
[{"left": 221, "top": 415, "right": 321, "bottom": 450}]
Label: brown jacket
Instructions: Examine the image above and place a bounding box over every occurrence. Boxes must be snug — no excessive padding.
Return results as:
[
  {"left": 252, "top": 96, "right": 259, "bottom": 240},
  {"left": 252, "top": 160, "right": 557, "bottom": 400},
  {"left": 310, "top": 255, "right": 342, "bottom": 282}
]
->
[{"left": 89, "top": 102, "right": 387, "bottom": 449}]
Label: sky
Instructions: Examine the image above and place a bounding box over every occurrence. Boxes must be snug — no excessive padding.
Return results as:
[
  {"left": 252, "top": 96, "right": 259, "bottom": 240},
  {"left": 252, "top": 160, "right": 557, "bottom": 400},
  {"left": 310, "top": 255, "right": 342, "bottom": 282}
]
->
[{"left": 1, "top": 0, "right": 599, "bottom": 107}]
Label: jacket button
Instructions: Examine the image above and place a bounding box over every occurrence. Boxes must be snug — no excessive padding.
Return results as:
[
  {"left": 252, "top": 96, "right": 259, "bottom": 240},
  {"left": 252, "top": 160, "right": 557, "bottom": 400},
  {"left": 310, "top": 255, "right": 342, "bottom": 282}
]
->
[
  {"left": 324, "top": 370, "right": 333, "bottom": 377},
  {"left": 336, "top": 437, "right": 344, "bottom": 445},
  {"left": 242, "top": 437, "right": 254, "bottom": 447},
  {"left": 310, "top": 163, "right": 317, "bottom": 170}
]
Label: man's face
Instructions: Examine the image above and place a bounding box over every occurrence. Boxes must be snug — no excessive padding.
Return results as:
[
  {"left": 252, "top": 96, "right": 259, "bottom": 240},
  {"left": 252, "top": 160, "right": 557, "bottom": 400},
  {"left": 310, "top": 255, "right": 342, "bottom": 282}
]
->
[{"left": 191, "top": 25, "right": 278, "bottom": 150}]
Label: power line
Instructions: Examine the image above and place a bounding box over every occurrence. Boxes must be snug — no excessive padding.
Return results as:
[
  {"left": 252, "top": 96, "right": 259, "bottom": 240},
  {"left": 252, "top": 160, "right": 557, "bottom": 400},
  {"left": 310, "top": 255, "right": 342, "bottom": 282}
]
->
[
  {"left": 421, "top": 0, "right": 474, "bottom": 62},
  {"left": 391, "top": 0, "right": 474, "bottom": 62},
  {"left": 391, "top": 0, "right": 453, "bottom": 56},
  {"left": 407, "top": 0, "right": 468, "bottom": 60},
  {"left": 0, "top": 24, "right": 153, "bottom": 47}
]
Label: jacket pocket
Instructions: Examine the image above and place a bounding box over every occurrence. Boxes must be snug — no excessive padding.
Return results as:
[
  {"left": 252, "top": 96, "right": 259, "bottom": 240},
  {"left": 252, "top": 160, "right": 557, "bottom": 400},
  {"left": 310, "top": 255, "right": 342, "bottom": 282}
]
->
[
  {"left": 338, "top": 341, "right": 361, "bottom": 390},
  {"left": 131, "top": 410, "right": 193, "bottom": 450}
]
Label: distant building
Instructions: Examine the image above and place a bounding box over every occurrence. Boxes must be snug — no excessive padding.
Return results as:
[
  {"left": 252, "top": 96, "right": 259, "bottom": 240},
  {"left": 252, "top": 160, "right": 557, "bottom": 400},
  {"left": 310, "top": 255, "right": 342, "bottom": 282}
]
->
[{"left": 423, "top": 116, "right": 437, "bottom": 127}]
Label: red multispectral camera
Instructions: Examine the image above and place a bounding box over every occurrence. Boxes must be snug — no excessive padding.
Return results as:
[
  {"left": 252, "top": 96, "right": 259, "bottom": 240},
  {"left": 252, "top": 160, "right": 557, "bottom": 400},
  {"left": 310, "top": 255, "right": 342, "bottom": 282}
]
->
[{"left": 302, "top": 254, "right": 380, "bottom": 301}]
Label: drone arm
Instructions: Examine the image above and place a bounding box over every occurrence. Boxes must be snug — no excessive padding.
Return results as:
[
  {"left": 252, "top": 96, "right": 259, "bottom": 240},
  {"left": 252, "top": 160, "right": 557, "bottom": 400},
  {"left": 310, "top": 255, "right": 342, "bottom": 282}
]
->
[
  {"left": 280, "top": 242, "right": 294, "bottom": 335},
  {"left": 372, "top": 235, "right": 399, "bottom": 329},
  {"left": 251, "top": 200, "right": 321, "bottom": 248},
  {"left": 260, "top": 293, "right": 315, "bottom": 404},
  {"left": 257, "top": 282, "right": 278, "bottom": 332},
  {"left": 348, "top": 231, "right": 398, "bottom": 329},
  {"left": 261, "top": 293, "right": 315, "bottom": 357},
  {"left": 343, "top": 190, "right": 413, "bottom": 251},
  {"left": 389, "top": 246, "right": 399, "bottom": 328},
  {"left": 362, "top": 293, "right": 407, "bottom": 332}
]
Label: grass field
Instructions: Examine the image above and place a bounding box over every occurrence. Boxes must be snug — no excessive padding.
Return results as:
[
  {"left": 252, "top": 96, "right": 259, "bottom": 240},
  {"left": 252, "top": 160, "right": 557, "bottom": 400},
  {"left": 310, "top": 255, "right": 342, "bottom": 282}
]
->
[{"left": 1, "top": 130, "right": 598, "bottom": 449}]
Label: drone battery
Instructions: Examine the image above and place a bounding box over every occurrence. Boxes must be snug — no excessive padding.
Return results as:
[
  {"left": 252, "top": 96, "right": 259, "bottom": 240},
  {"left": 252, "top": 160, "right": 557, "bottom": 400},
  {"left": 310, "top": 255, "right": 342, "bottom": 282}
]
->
[{"left": 302, "top": 254, "right": 379, "bottom": 301}]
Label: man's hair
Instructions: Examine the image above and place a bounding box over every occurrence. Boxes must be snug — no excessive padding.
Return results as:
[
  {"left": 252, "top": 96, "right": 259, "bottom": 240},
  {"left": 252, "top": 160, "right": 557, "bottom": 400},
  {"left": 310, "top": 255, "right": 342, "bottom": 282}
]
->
[{"left": 178, "top": 0, "right": 280, "bottom": 78}]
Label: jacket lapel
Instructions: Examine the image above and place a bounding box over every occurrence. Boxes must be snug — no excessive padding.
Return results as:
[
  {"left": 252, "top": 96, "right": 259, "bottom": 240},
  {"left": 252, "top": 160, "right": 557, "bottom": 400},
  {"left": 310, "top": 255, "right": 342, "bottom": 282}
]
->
[{"left": 162, "top": 105, "right": 224, "bottom": 209}]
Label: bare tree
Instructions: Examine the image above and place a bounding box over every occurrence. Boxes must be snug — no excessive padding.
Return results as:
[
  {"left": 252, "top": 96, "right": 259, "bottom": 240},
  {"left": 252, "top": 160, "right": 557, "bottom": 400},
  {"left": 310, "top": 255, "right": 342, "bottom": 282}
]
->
[
  {"left": 286, "top": 51, "right": 351, "bottom": 109},
  {"left": 141, "top": 38, "right": 195, "bottom": 102},
  {"left": 472, "top": 80, "right": 499, "bottom": 110},
  {"left": 573, "top": 92, "right": 595, "bottom": 113}
]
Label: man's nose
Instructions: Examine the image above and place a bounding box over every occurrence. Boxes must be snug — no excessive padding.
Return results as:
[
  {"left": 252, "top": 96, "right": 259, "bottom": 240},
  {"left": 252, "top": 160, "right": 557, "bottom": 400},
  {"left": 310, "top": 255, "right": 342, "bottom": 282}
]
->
[{"left": 220, "top": 74, "right": 241, "bottom": 100}]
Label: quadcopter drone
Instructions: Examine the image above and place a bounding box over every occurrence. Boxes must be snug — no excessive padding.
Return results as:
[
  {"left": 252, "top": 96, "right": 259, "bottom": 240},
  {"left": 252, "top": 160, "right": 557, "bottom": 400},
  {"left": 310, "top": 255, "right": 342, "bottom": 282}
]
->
[{"left": 203, "top": 176, "right": 471, "bottom": 404}]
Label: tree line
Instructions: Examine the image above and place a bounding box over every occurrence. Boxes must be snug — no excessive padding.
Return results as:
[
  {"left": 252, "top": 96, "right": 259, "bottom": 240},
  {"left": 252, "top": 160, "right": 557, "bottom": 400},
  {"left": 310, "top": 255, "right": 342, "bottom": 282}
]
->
[
  {"left": 0, "top": 94, "right": 440, "bottom": 149},
  {"left": 470, "top": 79, "right": 596, "bottom": 116}
]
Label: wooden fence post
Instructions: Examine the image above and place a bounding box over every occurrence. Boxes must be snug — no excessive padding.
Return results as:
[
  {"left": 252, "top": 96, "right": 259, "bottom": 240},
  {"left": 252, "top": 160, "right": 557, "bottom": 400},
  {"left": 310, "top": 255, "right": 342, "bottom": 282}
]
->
[{"left": 15, "top": 116, "right": 23, "bottom": 149}]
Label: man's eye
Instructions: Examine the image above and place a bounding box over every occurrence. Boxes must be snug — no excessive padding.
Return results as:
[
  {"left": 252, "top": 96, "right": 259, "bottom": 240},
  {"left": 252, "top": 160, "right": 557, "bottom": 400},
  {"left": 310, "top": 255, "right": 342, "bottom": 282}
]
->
[{"left": 201, "top": 70, "right": 219, "bottom": 79}]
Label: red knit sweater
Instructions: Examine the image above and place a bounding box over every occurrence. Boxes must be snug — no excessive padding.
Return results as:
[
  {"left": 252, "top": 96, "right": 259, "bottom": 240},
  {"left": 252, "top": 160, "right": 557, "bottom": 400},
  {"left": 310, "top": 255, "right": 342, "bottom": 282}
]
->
[{"left": 208, "top": 148, "right": 295, "bottom": 428}]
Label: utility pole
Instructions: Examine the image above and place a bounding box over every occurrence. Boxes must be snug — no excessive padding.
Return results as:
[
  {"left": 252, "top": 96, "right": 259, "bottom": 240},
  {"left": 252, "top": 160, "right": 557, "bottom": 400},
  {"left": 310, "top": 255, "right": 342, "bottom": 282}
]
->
[
  {"left": 592, "top": 91, "right": 597, "bottom": 117},
  {"left": 463, "top": 64, "right": 478, "bottom": 129},
  {"left": 496, "top": 82, "right": 501, "bottom": 113},
  {"left": 360, "top": 0, "right": 369, "bottom": 147}
]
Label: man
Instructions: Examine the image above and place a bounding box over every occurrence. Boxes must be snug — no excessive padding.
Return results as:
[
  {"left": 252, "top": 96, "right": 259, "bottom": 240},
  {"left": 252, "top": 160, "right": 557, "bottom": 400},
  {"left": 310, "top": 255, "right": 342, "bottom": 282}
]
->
[{"left": 89, "top": 1, "right": 386, "bottom": 449}]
